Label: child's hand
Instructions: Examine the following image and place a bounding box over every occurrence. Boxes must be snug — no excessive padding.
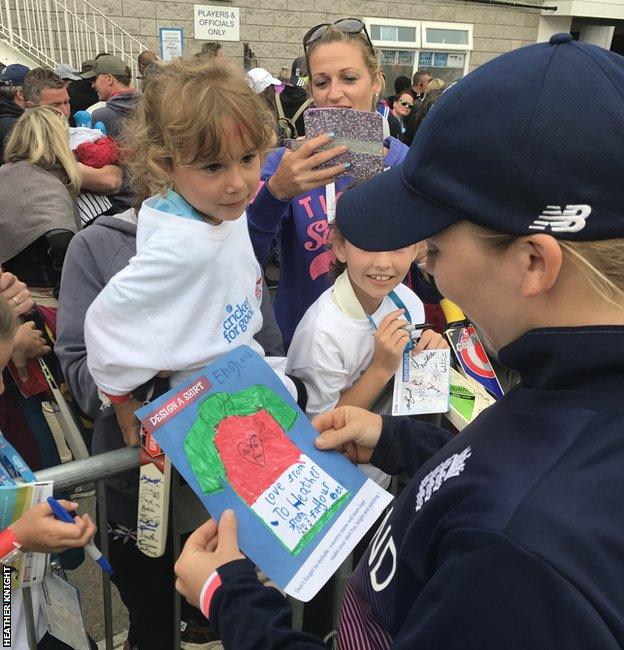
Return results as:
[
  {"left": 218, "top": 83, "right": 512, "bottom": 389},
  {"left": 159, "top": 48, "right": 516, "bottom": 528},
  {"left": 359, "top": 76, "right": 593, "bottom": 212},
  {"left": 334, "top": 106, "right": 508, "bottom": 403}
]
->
[
  {"left": 9, "top": 500, "right": 95, "bottom": 554},
  {"left": 112, "top": 398, "right": 143, "bottom": 447},
  {"left": 371, "top": 309, "right": 411, "bottom": 379},
  {"left": 175, "top": 511, "right": 244, "bottom": 608},
  {"left": 11, "top": 321, "right": 51, "bottom": 381},
  {"left": 412, "top": 329, "right": 449, "bottom": 355}
]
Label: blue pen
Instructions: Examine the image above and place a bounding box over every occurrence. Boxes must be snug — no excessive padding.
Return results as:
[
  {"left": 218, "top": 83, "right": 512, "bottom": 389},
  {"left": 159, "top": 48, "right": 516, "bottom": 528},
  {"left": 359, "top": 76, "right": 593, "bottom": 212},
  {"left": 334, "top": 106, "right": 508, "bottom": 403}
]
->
[{"left": 47, "top": 497, "right": 113, "bottom": 575}]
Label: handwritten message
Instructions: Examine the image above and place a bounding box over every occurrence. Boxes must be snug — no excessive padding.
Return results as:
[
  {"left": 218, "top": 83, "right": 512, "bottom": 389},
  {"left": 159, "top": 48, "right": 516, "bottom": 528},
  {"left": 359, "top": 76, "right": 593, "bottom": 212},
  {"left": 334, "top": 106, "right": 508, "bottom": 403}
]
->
[{"left": 251, "top": 458, "right": 348, "bottom": 555}]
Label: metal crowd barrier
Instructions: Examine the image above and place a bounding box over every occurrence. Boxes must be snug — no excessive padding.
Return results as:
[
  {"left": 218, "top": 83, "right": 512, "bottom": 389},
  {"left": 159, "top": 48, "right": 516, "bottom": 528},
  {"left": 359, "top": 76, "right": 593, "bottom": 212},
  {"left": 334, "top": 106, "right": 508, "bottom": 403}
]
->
[{"left": 20, "top": 384, "right": 434, "bottom": 649}]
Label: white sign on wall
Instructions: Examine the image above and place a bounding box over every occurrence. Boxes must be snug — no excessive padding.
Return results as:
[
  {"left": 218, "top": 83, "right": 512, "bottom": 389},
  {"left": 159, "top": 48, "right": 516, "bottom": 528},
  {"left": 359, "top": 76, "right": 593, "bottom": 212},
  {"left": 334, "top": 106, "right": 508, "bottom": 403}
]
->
[
  {"left": 194, "top": 5, "right": 240, "bottom": 41},
  {"left": 160, "top": 27, "right": 184, "bottom": 61}
]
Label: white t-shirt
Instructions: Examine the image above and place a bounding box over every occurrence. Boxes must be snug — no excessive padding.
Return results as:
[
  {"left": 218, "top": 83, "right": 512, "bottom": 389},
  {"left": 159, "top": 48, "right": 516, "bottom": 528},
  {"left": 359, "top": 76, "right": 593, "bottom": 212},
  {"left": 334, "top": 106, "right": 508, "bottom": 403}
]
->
[
  {"left": 287, "top": 281, "right": 425, "bottom": 487},
  {"left": 85, "top": 198, "right": 291, "bottom": 396}
]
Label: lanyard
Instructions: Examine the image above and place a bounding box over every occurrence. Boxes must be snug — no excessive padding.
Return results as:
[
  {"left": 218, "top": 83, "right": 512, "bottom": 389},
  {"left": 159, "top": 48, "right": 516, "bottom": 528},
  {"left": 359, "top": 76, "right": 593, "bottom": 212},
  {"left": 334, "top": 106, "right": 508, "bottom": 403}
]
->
[
  {"left": 0, "top": 432, "right": 37, "bottom": 483},
  {"left": 366, "top": 290, "right": 414, "bottom": 351}
]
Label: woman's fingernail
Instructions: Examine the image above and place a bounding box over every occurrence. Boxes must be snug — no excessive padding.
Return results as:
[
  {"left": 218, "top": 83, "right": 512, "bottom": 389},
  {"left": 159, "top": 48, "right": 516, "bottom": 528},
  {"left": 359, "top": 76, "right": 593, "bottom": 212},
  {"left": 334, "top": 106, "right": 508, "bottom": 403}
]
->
[
  {"left": 328, "top": 131, "right": 336, "bottom": 139},
  {"left": 317, "top": 436, "right": 326, "bottom": 447},
  {"left": 344, "top": 162, "right": 352, "bottom": 170}
]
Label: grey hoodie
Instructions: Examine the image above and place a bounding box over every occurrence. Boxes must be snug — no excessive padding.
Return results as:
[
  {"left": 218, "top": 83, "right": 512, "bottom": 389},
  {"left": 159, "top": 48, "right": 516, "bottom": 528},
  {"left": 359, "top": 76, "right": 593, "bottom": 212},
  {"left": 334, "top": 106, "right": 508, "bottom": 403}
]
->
[
  {"left": 56, "top": 210, "right": 284, "bottom": 526},
  {"left": 91, "top": 91, "right": 141, "bottom": 211},
  {"left": 90, "top": 90, "right": 140, "bottom": 140}
]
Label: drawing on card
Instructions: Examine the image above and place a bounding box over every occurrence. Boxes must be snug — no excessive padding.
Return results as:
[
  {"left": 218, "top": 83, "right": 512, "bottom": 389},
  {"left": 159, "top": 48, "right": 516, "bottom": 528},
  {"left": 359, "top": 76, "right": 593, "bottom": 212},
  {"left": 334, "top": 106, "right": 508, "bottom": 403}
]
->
[
  {"left": 183, "top": 384, "right": 350, "bottom": 555},
  {"left": 392, "top": 348, "right": 451, "bottom": 416}
]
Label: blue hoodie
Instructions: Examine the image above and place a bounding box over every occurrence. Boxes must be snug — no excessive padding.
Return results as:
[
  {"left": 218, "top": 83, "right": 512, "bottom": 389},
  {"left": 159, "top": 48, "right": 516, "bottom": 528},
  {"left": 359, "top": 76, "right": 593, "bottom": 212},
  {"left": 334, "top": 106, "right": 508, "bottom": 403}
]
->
[
  {"left": 205, "top": 327, "right": 624, "bottom": 649},
  {"left": 247, "top": 138, "right": 408, "bottom": 349}
]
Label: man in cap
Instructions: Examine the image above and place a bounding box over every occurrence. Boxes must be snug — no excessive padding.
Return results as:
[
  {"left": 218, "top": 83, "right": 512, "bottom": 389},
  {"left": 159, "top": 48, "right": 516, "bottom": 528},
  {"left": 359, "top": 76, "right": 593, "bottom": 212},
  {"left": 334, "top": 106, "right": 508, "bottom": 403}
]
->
[
  {"left": 0, "top": 63, "right": 29, "bottom": 161},
  {"left": 81, "top": 54, "right": 139, "bottom": 139},
  {"left": 55, "top": 61, "right": 98, "bottom": 118},
  {"left": 81, "top": 55, "right": 139, "bottom": 210}
]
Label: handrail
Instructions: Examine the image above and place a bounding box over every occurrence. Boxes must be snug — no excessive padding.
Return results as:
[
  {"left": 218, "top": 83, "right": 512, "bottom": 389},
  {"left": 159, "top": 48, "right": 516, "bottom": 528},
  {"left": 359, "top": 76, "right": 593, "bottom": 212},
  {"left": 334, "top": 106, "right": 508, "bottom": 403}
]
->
[
  {"left": 34, "top": 446, "right": 140, "bottom": 490},
  {"left": 0, "top": 0, "right": 152, "bottom": 78}
]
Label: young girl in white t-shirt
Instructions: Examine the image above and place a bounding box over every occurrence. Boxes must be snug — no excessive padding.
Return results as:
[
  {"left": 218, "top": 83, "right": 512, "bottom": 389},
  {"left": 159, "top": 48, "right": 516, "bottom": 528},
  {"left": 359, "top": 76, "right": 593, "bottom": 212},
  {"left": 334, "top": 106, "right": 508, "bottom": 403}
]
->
[
  {"left": 287, "top": 223, "right": 447, "bottom": 486},
  {"left": 84, "top": 58, "right": 297, "bottom": 443}
]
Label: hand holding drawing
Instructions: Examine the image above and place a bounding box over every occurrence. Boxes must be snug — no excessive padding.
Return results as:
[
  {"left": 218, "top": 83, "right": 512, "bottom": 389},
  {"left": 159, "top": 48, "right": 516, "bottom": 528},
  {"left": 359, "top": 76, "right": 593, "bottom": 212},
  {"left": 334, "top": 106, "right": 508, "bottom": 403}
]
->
[
  {"left": 314, "top": 406, "right": 382, "bottom": 465},
  {"left": 11, "top": 321, "right": 51, "bottom": 381},
  {"left": 175, "top": 510, "right": 244, "bottom": 608},
  {"left": 267, "top": 133, "right": 348, "bottom": 200},
  {"left": 9, "top": 500, "right": 95, "bottom": 554},
  {"left": 371, "top": 310, "right": 411, "bottom": 379},
  {"left": 411, "top": 328, "right": 449, "bottom": 355},
  {"left": 113, "top": 397, "right": 143, "bottom": 447}
]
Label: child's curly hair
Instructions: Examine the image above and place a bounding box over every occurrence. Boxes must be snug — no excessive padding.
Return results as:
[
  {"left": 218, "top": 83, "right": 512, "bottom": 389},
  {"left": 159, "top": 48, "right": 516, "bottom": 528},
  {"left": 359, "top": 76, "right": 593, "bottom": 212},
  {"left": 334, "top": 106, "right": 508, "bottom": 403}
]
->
[{"left": 122, "top": 57, "right": 277, "bottom": 205}]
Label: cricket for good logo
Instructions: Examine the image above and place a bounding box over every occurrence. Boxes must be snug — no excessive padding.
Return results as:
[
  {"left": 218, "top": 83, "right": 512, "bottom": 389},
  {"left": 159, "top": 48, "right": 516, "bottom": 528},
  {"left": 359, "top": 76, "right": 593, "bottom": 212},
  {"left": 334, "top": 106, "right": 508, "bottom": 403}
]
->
[{"left": 222, "top": 298, "right": 254, "bottom": 343}]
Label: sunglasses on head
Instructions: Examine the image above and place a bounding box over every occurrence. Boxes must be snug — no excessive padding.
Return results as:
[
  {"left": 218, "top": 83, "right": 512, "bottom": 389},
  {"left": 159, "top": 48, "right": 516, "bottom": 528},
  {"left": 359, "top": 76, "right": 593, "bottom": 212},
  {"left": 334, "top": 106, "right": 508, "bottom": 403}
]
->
[
  {"left": 303, "top": 18, "right": 375, "bottom": 53},
  {"left": 398, "top": 99, "right": 414, "bottom": 109}
]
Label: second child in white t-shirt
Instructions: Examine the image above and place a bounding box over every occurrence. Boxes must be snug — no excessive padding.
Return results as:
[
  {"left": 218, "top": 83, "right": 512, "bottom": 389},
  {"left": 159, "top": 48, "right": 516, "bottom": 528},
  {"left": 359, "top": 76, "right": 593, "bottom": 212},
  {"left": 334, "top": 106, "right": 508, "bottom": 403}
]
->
[{"left": 287, "top": 224, "right": 447, "bottom": 487}]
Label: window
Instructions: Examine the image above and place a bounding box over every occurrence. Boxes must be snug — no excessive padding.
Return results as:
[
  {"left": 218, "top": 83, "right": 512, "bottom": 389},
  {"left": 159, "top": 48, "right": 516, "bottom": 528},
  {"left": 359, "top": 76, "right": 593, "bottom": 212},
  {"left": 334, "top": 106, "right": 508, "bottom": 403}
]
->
[
  {"left": 425, "top": 28, "right": 469, "bottom": 45},
  {"left": 365, "top": 18, "right": 473, "bottom": 95},
  {"left": 422, "top": 22, "right": 473, "bottom": 50},
  {"left": 366, "top": 18, "right": 421, "bottom": 48}
]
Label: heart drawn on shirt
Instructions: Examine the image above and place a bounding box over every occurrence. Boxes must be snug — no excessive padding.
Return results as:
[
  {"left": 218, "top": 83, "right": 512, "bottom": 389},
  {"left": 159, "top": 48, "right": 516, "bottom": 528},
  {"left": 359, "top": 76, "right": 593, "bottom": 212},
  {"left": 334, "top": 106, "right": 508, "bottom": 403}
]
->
[{"left": 238, "top": 434, "right": 266, "bottom": 466}]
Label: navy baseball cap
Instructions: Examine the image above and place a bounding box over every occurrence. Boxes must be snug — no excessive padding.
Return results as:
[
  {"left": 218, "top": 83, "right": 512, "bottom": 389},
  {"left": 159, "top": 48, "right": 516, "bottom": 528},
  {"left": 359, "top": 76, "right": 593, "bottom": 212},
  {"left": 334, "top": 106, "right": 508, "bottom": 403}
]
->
[
  {"left": 336, "top": 34, "right": 624, "bottom": 251},
  {"left": 0, "top": 64, "right": 29, "bottom": 87}
]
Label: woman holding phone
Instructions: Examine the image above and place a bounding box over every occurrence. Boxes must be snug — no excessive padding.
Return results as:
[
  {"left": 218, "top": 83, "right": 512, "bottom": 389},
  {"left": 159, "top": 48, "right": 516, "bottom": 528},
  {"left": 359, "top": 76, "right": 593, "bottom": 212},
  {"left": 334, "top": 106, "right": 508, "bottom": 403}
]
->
[{"left": 247, "top": 19, "right": 409, "bottom": 349}]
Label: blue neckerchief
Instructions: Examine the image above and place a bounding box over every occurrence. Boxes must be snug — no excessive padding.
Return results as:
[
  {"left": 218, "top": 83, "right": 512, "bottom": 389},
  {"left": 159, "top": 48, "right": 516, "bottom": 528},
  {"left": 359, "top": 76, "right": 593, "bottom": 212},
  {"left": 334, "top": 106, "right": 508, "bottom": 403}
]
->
[
  {"left": 366, "top": 290, "right": 414, "bottom": 351},
  {"left": 153, "top": 189, "right": 205, "bottom": 222}
]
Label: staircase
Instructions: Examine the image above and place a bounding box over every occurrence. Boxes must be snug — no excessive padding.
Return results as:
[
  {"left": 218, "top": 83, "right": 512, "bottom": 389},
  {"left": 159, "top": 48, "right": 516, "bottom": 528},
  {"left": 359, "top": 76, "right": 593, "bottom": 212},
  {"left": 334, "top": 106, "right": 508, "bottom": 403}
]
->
[{"left": 0, "top": 0, "right": 151, "bottom": 78}]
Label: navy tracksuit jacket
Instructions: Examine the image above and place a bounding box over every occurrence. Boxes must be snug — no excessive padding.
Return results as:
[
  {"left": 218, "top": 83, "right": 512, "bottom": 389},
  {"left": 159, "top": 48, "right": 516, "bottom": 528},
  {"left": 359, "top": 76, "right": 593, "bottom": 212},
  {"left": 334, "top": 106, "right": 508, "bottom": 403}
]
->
[{"left": 209, "top": 327, "right": 624, "bottom": 649}]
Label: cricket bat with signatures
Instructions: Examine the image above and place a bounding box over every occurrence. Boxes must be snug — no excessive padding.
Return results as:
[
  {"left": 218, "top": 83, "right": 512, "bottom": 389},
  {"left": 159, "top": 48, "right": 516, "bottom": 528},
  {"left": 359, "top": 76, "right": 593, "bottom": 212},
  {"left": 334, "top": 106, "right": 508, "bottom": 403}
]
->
[{"left": 136, "top": 427, "right": 171, "bottom": 557}]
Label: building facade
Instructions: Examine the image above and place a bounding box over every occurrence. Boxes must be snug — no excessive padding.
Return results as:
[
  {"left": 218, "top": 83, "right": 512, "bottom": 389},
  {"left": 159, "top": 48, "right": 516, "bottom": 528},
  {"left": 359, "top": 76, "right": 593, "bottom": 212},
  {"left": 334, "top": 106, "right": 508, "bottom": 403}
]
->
[{"left": 99, "top": 0, "right": 542, "bottom": 90}]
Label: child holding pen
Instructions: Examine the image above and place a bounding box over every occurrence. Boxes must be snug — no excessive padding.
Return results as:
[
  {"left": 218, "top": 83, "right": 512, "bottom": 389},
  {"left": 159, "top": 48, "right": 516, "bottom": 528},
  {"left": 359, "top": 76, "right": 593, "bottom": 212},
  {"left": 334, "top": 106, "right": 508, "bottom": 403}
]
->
[
  {"left": 0, "top": 293, "right": 95, "bottom": 648},
  {"left": 287, "top": 222, "right": 447, "bottom": 487}
]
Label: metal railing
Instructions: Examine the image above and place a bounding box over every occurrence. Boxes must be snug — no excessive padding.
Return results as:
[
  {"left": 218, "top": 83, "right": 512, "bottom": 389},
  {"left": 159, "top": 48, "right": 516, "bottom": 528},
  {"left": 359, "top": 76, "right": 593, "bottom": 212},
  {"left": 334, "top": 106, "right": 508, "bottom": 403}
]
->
[
  {"left": 21, "top": 447, "right": 211, "bottom": 649},
  {"left": 0, "top": 0, "right": 151, "bottom": 78}
]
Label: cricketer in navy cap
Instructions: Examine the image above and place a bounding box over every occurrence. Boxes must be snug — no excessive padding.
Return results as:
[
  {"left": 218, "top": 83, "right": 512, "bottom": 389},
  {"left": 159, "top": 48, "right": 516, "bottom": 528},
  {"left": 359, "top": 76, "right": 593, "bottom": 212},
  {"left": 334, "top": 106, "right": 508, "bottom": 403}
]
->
[{"left": 336, "top": 34, "right": 624, "bottom": 250}]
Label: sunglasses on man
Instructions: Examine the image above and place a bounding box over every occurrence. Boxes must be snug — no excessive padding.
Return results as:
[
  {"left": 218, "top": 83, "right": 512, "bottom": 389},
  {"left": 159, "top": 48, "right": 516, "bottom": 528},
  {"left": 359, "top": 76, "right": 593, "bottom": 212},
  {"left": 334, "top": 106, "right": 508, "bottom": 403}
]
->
[
  {"left": 303, "top": 18, "right": 375, "bottom": 53},
  {"left": 398, "top": 99, "right": 414, "bottom": 109}
]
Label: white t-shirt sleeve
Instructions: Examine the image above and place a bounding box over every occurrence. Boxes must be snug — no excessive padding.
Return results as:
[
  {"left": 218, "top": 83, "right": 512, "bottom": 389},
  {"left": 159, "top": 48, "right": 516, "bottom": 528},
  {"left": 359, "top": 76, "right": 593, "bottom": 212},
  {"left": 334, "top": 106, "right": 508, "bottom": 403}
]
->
[
  {"left": 84, "top": 229, "right": 198, "bottom": 395},
  {"left": 288, "top": 321, "right": 350, "bottom": 419}
]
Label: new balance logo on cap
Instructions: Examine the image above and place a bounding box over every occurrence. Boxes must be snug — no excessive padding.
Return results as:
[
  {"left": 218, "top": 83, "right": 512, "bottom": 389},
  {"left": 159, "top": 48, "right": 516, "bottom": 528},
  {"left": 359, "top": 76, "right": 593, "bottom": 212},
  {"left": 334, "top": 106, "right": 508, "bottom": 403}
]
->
[{"left": 530, "top": 205, "right": 592, "bottom": 233}]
